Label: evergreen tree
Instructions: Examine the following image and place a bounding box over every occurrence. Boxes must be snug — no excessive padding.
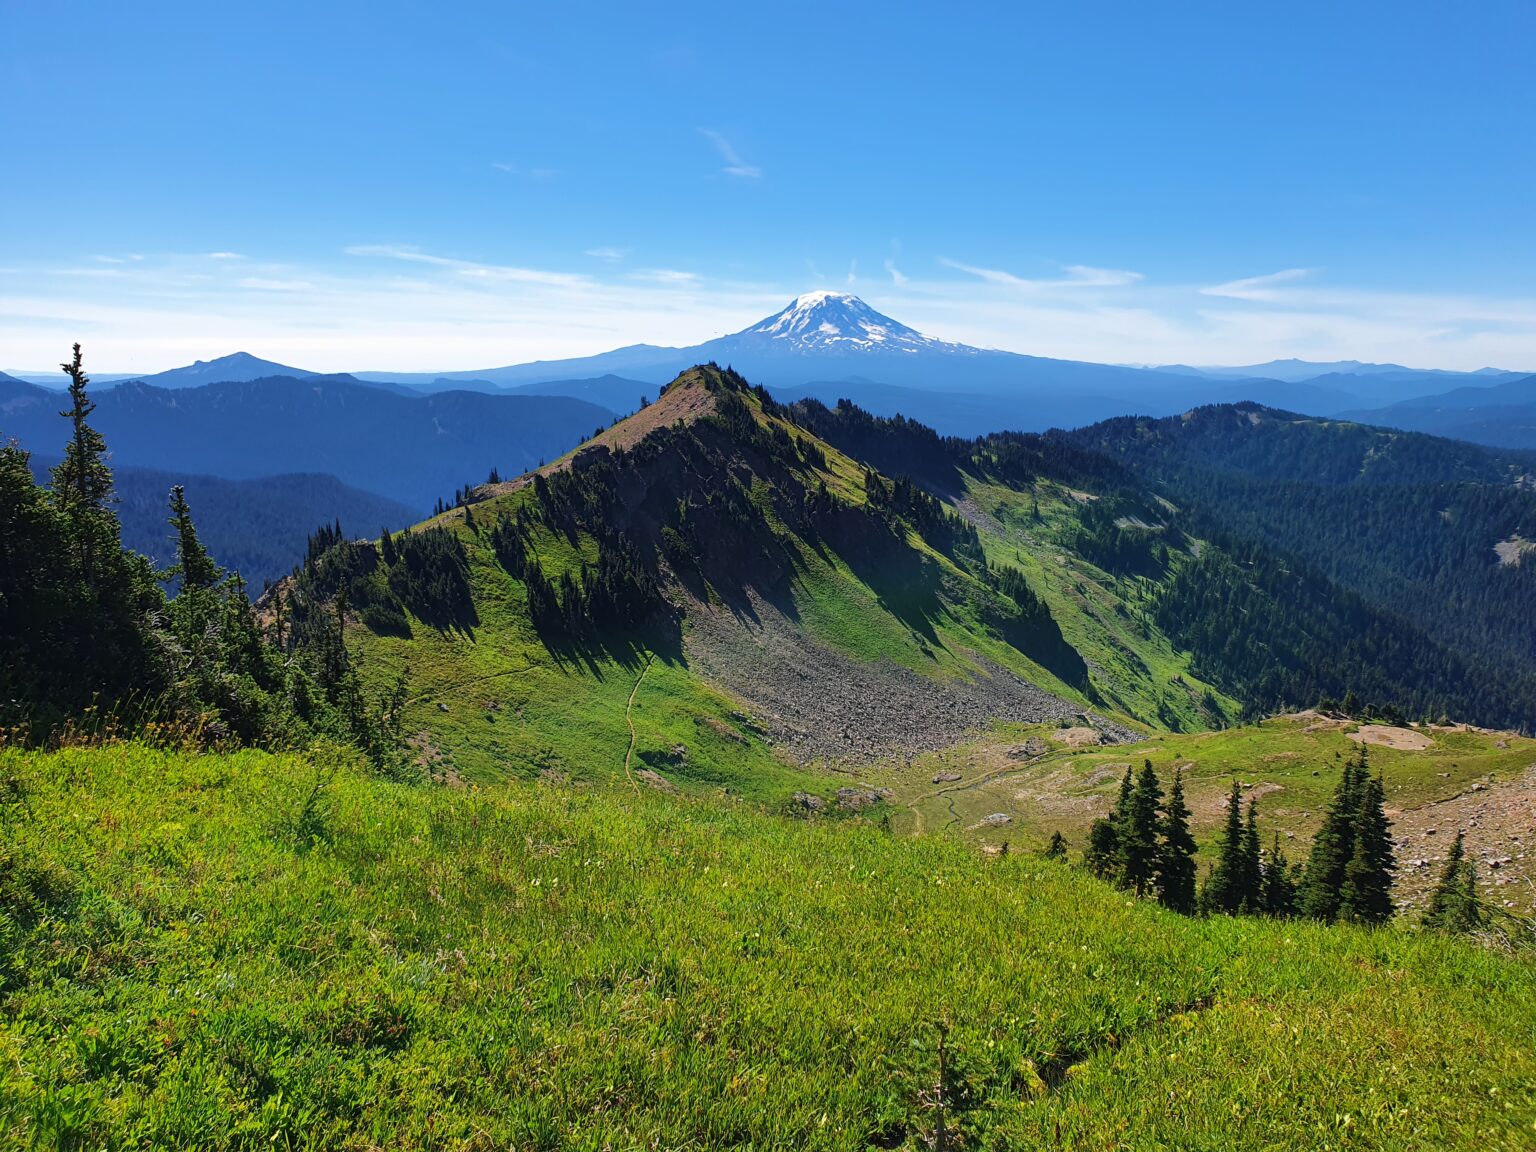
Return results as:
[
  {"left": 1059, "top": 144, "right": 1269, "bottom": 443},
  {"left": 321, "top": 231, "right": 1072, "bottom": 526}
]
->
[
  {"left": 1119, "top": 760, "right": 1163, "bottom": 894},
  {"left": 1421, "top": 830, "right": 1482, "bottom": 934},
  {"left": 168, "top": 485, "right": 221, "bottom": 589},
  {"left": 51, "top": 342, "right": 117, "bottom": 579},
  {"left": 380, "top": 527, "right": 399, "bottom": 566},
  {"left": 1299, "top": 749, "right": 1367, "bottom": 922},
  {"left": 1043, "top": 831, "right": 1068, "bottom": 860},
  {"left": 1202, "top": 781, "right": 1248, "bottom": 914},
  {"left": 1087, "top": 767, "right": 1135, "bottom": 883},
  {"left": 1084, "top": 818, "right": 1119, "bottom": 880},
  {"left": 1239, "top": 801, "right": 1263, "bottom": 913},
  {"left": 1339, "top": 769, "right": 1395, "bottom": 925},
  {"left": 1155, "top": 767, "right": 1198, "bottom": 913},
  {"left": 1261, "top": 832, "right": 1298, "bottom": 917}
]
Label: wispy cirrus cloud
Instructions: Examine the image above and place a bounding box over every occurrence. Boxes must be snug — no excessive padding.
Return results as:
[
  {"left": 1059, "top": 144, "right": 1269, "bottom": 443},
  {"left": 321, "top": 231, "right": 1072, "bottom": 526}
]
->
[
  {"left": 629, "top": 268, "right": 699, "bottom": 284},
  {"left": 492, "top": 162, "right": 558, "bottom": 180},
  {"left": 1201, "top": 267, "right": 1313, "bottom": 300},
  {"left": 585, "top": 247, "right": 626, "bottom": 262},
  {"left": 937, "top": 257, "right": 1144, "bottom": 289},
  {"left": 698, "top": 129, "right": 761, "bottom": 179},
  {"left": 7, "top": 246, "right": 1536, "bottom": 377},
  {"left": 238, "top": 277, "right": 313, "bottom": 291},
  {"left": 344, "top": 244, "right": 589, "bottom": 286}
]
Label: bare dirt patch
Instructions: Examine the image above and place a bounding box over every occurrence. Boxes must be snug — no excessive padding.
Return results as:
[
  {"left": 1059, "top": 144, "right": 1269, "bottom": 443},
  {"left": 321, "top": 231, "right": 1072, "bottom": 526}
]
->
[
  {"left": 1349, "top": 725, "right": 1433, "bottom": 752},
  {"left": 1053, "top": 727, "right": 1104, "bottom": 748},
  {"left": 1391, "top": 764, "right": 1536, "bottom": 913},
  {"left": 634, "top": 768, "right": 677, "bottom": 793}
]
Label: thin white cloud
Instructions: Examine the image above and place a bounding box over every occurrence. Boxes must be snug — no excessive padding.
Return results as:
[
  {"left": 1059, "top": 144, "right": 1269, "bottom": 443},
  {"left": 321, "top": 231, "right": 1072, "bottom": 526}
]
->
[
  {"left": 492, "top": 162, "right": 557, "bottom": 180},
  {"left": 8, "top": 248, "right": 1536, "bottom": 376},
  {"left": 698, "top": 129, "right": 762, "bottom": 179},
  {"left": 238, "top": 277, "right": 313, "bottom": 291},
  {"left": 936, "top": 257, "right": 1027, "bottom": 286},
  {"left": 207, "top": 252, "right": 244, "bottom": 260},
  {"left": 885, "top": 258, "right": 909, "bottom": 287},
  {"left": 846, "top": 259, "right": 858, "bottom": 286},
  {"left": 938, "top": 257, "right": 1144, "bottom": 289},
  {"left": 585, "top": 247, "right": 626, "bottom": 262},
  {"left": 1201, "top": 268, "right": 1313, "bottom": 300},
  {"left": 629, "top": 268, "right": 699, "bottom": 284},
  {"left": 1061, "top": 264, "right": 1144, "bottom": 287},
  {"left": 345, "top": 244, "right": 589, "bottom": 287}
]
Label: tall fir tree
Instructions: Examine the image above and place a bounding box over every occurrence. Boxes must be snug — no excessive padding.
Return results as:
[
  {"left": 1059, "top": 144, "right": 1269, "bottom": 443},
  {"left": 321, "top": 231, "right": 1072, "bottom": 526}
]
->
[
  {"left": 1299, "top": 748, "right": 1367, "bottom": 922},
  {"left": 1421, "top": 830, "right": 1482, "bottom": 934},
  {"left": 1339, "top": 769, "right": 1396, "bottom": 925},
  {"left": 51, "top": 342, "right": 117, "bottom": 580},
  {"left": 1239, "top": 801, "right": 1263, "bottom": 913},
  {"left": 1261, "top": 832, "right": 1299, "bottom": 917},
  {"left": 1086, "top": 767, "right": 1135, "bottom": 881},
  {"left": 1155, "top": 767, "right": 1198, "bottom": 914},
  {"left": 168, "top": 485, "right": 221, "bottom": 589},
  {"left": 1119, "top": 760, "right": 1163, "bottom": 893},
  {"left": 1202, "top": 780, "right": 1248, "bottom": 914}
]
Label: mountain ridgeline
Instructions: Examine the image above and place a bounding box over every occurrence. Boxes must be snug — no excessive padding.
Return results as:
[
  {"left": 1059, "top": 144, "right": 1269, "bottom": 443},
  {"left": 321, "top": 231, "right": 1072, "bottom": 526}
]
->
[{"left": 274, "top": 367, "right": 1534, "bottom": 779}]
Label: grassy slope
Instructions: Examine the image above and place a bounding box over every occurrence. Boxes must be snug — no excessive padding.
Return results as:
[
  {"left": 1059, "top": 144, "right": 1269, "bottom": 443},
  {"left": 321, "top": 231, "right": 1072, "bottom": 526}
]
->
[
  {"left": 875, "top": 715, "right": 1536, "bottom": 906},
  {"left": 4, "top": 743, "right": 1535, "bottom": 1151},
  {"left": 962, "top": 474, "right": 1234, "bottom": 731},
  {"left": 347, "top": 379, "right": 1167, "bottom": 795}
]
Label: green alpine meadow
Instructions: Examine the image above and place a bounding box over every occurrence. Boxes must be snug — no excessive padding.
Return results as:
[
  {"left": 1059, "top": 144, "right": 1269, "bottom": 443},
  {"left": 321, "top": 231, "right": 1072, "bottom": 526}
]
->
[
  {"left": 7, "top": 8, "right": 1536, "bottom": 1143},
  {"left": 4, "top": 349, "right": 1535, "bottom": 1149},
  {"left": 2, "top": 740, "right": 1534, "bottom": 1150}
]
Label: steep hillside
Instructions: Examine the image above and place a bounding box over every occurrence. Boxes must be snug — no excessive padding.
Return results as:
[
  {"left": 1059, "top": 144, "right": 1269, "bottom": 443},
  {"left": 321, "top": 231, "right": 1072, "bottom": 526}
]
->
[{"left": 281, "top": 366, "right": 1153, "bottom": 796}]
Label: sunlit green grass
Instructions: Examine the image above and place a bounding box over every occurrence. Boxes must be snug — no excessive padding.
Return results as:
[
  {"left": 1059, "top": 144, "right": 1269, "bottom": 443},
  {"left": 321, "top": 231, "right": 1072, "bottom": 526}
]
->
[
  {"left": 3, "top": 743, "right": 1533, "bottom": 1149},
  {"left": 880, "top": 714, "right": 1536, "bottom": 849},
  {"left": 965, "top": 476, "right": 1234, "bottom": 731}
]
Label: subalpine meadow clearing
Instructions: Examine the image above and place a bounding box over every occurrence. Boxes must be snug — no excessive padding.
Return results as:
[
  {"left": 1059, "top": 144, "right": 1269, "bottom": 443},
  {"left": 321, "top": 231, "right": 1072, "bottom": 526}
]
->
[{"left": 2, "top": 741, "right": 1534, "bottom": 1150}]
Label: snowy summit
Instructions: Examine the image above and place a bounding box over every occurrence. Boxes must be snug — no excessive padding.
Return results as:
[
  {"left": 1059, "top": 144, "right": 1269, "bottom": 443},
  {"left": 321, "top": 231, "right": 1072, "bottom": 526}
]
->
[{"left": 738, "top": 292, "right": 967, "bottom": 355}]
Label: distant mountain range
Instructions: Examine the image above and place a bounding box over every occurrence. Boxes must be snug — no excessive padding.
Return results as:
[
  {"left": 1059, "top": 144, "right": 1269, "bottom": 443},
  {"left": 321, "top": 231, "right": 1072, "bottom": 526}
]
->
[
  {"left": 9, "top": 294, "right": 1531, "bottom": 442},
  {"left": 25, "top": 453, "right": 415, "bottom": 588},
  {"left": 1337, "top": 373, "right": 1536, "bottom": 451},
  {"left": 0, "top": 373, "right": 613, "bottom": 510}
]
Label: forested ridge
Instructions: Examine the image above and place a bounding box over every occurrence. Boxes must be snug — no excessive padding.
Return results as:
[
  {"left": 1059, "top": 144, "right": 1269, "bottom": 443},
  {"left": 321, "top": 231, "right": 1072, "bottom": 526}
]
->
[
  {"left": 1064, "top": 404, "right": 1536, "bottom": 719},
  {"left": 793, "top": 398, "right": 1536, "bottom": 730}
]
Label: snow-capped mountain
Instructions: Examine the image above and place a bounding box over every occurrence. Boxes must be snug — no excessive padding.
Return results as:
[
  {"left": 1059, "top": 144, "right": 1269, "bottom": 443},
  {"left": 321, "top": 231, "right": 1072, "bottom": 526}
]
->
[
  {"left": 350, "top": 291, "right": 1491, "bottom": 435},
  {"left": 353, "top": 291, "right": 1246, "bottom": 431},
  {"left": 730, "top": 291, "right": 974, "bottom": 356}
]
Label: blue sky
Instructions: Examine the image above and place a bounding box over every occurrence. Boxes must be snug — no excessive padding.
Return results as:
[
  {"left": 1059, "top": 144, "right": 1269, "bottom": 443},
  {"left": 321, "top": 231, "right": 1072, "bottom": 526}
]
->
[{"left": 3, "top": 0, "right": 1534, "bottom": 373}]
